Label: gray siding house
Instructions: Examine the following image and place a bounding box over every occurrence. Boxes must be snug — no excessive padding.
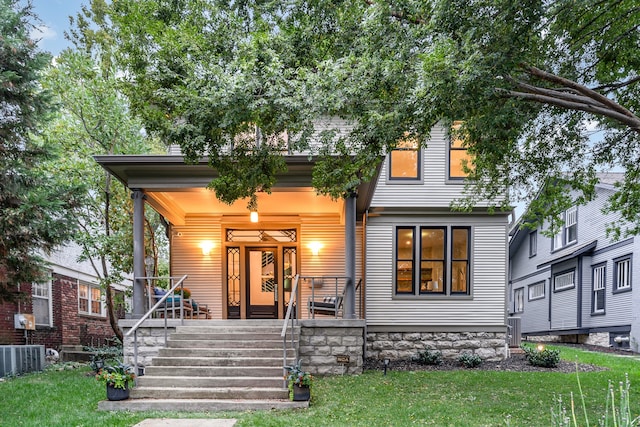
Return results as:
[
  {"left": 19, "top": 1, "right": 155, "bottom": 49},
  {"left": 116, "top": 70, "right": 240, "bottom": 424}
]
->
[
  {"left": 509, "top": 173, "right": 639, "bottom": 351},
  {"left": 96, "top": 122, "right": 511, "bottom": 372}
]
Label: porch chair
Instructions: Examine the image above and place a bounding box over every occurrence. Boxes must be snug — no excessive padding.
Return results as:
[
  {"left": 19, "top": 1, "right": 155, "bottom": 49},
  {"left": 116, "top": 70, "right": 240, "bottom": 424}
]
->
[
  {"left": 151, "top": 287, "right": 193, "bottom": 319},
  {"left": 307, "top": 278, "right": 362, "bottom": 318}
]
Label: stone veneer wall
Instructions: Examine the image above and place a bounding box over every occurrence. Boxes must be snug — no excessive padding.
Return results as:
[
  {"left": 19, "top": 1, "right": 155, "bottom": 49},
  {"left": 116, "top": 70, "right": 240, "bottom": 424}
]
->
[
  {"left": 119, "top": 319, "right": 179, "bottom": 368},
  {"left": 366, "top": 331, "right": 508, "bottom": 362},
  {"left": 296, "top": 319, "right": 365, "bottom": 375}
]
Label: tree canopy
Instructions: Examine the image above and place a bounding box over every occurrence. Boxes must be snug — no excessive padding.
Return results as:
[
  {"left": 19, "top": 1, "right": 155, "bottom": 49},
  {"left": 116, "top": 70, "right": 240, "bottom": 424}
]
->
[
  {"left": 96, "top": 0, "right": 638, "bottom": 234},
  {"left": 0, "top": 0, "right": 84, "bottom": 302}
]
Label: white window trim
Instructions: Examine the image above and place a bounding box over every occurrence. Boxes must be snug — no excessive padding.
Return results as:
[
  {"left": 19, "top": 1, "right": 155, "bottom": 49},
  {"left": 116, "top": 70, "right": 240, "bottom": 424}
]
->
[
  {"left": 592, "top": 264, "right": 606, "bottom": 314},
  {"left": 528, "top": 281, "right": 545, "bottom": 301},
  {"left": 32, "top": 279, "right": 53, "bottom": 327},
  {"left": 554, "top": 270, "right": 575, "bottom": 292},
  {"left": 78, "top": 281, "right": 106, "bottom": 317},
  {"left": 514, "top": 288, "right": 524, "bottom": 313},
  {"left": 614, "top": 257, "right": 632, "bottom": 292}
]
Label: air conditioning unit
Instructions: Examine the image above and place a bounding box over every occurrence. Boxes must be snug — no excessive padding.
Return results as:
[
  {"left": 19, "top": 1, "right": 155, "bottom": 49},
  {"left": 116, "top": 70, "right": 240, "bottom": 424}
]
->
[
  {"left": 507, "top": 317, "right": 522, "bottom": 347},
  {"left": 0, "top": 345, "right": 45, "bottom": 377}
]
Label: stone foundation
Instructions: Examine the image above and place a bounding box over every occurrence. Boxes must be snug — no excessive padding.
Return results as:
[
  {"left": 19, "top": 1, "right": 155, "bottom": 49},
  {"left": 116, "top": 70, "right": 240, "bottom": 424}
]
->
[
  {"left": 119, "top": 319, "right": 179, "bottom": 368},
  {"left": 297, "top": 319, "right": 365, "bottom": 375},
  {"left": 366, "top": 331, "right": 508, "bottom": 362}
]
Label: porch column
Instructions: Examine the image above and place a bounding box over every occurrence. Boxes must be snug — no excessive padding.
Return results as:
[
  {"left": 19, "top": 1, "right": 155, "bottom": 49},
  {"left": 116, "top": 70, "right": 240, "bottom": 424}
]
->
[
  {"left": 132, "top": 189, "right": 146, "bottom": 318},
  {"left": 344, "top": 191, "right": 356, "bottom": 319}
]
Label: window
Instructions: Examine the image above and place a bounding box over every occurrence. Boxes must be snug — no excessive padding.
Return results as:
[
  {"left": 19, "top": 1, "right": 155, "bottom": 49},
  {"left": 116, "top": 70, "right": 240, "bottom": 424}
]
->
[
  {"left": 528, "top": 281, "right": 545, "bottom": 300},
  {"left": 552, "top": 206, "right": 578, "bottom": 250},
  {"left": 396, "top": 227, "right": 416, "bottom": 293},
  {"left": 389, "top": 136, "right": 420, "bottom": 180},
  {"left": 553, "top": 270, "right": 575, "bottom": 291},
  {"left": 614, "top": 256, "right": 632, "bottom": 292},
  {"left": 514, "top": 288, "right": 524, "bottom": 313},
  {"left": 78, "top": 282, "right": 104, "bottom": 316},
  {"left": 592, "top": 264, "right": 606, "bottom": 313},
  {"left": 449, "top": 121, "right": 473, "bottom": 179},
  {"left": 529, "top": 231, "right": 537, "bottom": 257},
  {"left": 32, "top": 280, "right": 52, "bottom": 326},
  {"left": 395, "top": 226, "right": 470, "bottom": 296}
]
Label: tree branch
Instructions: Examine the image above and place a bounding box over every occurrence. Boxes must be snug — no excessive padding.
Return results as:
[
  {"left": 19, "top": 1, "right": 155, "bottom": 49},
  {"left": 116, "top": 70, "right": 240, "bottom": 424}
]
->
[
  {"left": 502, "top": 89, "right": 640, "bottom": 132},
  {"left": 593, "top": 76, "right": 640, "bottom": 93},
  {"left": 522, "top": 65, "right": 638, "bottom": 120}
]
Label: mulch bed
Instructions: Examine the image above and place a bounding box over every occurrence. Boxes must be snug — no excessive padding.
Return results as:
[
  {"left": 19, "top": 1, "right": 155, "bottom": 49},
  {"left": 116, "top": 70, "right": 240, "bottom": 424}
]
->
[{"left": 363, "top": 344, "right": 633, "bottom": 374}]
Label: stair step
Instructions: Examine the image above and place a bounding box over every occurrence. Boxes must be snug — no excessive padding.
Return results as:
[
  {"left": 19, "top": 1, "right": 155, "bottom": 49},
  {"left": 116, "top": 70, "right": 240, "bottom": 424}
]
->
[
  {"left": 167, "top": 339, "right": 284, "bottom": 349},
  {"left": 137, "top": 375, "right": 284, "bottom": 388},
  {"left": 151, "top": 356, "right": 284, "bottom": 367},
  {"left": 130, "top": 386, "right": 289, "bottom": 400},
  {"left": 98, "top": 398, "right": 308, "bottom": 412},
  {"left": 158, "top": 348, "right": 294, "bottom": 358},
  {"left": 144, "top": 365, "right": 284, "bottom": 377}
]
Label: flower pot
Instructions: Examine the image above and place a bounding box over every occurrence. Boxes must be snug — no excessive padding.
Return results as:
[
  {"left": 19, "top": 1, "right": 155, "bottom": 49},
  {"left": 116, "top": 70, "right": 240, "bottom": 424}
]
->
[
  {"left": 292, "top": 384, "right": 310, "bottom": 401},
  {"left": 106, "top": 383, "right": 130, "bottom": 401}
]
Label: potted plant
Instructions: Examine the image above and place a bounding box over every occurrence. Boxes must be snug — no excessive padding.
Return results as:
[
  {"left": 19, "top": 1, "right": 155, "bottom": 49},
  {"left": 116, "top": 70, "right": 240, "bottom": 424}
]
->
[
  {"left": 284, "top": 360, "right": 312, "bottom": 401},
  {"left": 96, "top": 362, "right": 136, "bottom": 401}
]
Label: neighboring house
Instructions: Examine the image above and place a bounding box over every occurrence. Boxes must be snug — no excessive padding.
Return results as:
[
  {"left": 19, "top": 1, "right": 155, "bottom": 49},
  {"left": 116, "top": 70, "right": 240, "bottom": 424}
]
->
[
  {"left": 508, "top": 173, "right": 639, "bottom": 351},
  {"left": 0, "top": 242, "right": 127, "bottom": 351},
  {"left": 96, "top": 120, "right": 510, "bottom": 367}
]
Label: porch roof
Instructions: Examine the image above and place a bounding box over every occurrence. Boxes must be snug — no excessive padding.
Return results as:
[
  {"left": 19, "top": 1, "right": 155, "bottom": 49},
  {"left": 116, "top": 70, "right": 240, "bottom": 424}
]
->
[{"left": 94, "top": 155, "right": 380, "bottom": 224}]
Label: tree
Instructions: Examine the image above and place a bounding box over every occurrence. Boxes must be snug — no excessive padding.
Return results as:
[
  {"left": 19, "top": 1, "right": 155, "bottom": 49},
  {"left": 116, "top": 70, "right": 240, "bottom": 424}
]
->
[
  {"left": 0, "top": 0, "right": 83, "bottom": 302},
  {"left": 101, "top": 1, "right": 639, "bottom": 234}
]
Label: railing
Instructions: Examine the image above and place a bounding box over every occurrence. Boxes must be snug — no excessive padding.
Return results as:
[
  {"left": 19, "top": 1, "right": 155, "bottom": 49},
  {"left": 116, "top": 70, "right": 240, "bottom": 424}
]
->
[
  {"left": 281, "top": 274, "right": 300, "bottom": 387},
  {"left": 302, "top": 276, "right": 363, "bottom": 319},
  {"left": 124, "top": 275, "right": 188, "bottom": 375}
]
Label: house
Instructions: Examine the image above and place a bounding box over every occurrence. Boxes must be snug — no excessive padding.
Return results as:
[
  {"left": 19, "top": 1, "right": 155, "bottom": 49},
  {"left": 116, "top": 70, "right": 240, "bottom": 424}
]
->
[
  {"left": 95, "top": 120, "right": 511, "bottom": 375},
  {"left": 508, "top": 173, "right": 639, "bottom": 351},
  {"left": 0, "top": 241, "right": 127, "bottom": 354}
]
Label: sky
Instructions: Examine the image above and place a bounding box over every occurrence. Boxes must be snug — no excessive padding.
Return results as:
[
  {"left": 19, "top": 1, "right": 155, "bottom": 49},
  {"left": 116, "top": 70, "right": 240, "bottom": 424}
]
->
[{"left": 29, "top": 0, "right": 86, "bottom": 56}]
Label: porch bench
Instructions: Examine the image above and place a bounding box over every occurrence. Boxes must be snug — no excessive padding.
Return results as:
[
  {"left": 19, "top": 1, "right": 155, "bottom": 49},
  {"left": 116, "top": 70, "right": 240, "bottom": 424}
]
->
[
  {"left": 308, "top": 295, "right": 343, "bottom": 318},
  {"left": 151, "top": 288, "right": 193, "bottom": 319}
]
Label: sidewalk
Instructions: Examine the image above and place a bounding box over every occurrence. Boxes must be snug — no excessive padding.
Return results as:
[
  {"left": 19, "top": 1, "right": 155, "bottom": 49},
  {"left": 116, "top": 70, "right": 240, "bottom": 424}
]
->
[{"left": 133, "top": 419, "right": 237, "bottom": 427}]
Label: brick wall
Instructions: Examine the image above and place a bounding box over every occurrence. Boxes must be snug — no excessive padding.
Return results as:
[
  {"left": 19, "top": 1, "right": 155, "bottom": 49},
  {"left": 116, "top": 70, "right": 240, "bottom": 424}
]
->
[{"left": 0, "top": 274, "right": 118, "bottom": 350}]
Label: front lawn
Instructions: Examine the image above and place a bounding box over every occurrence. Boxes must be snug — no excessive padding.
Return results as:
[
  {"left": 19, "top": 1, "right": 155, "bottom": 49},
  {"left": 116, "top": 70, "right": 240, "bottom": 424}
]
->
[{"left": 0, "top": 346, "right": 638, "bottom": 426}]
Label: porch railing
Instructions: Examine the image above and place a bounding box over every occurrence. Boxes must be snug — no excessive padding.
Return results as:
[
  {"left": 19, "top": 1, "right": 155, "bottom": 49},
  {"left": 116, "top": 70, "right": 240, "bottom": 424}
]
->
[
  {"left": 301, "top": 275, "right": 363, "bottom": 319},
  {"left": 123, "top": 275, "right": 189, "bottom": 375},
  {"left": 281, "top": 274, "right": 300, "bottom": 387}
]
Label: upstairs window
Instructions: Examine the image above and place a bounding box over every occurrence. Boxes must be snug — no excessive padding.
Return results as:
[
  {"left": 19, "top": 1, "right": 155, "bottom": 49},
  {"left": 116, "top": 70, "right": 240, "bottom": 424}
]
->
[
  {"left": 529, "top": 231, "right": 537, "bottom": 257},
  {"left": 528, "top": 281, "right": 545, "bottom": 300},
  {"left": 592, "top": 264, "right": 606, "bottom": 313},
  {"left": 553, "top": 270, "right": 575, "bottom": 292},
  {"left": 614, "top": 256, "right": 632, "bottom": 292},
  {"left": 389, "top": 136, "right": 420, "bottom": 180},
  {"left": 552, "top": 206, "right": 578, "bottom": 250},
  {"left": 449, "top": 121, "right": 473, "bottom": 179}
]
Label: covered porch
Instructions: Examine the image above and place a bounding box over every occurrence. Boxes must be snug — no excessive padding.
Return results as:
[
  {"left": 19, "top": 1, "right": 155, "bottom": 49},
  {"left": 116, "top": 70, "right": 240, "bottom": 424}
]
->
[{"left": 95, "top": 155, "right": 377, "bottom": 321}]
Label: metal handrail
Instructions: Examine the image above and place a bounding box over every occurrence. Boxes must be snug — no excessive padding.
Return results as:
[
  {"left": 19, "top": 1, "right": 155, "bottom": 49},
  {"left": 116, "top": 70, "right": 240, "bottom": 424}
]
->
[
  {"left": 281, "top": 274, "right": 300, "bottom": 387},
  {"left": 302, "top": 275, "right": 363, "bottom": 319},
  {"left": 124, "top": 274, "right": 188, "bottom": 375}
]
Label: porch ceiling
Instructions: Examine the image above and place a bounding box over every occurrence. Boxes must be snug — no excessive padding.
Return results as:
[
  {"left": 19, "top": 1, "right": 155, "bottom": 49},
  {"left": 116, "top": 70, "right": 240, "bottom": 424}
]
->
[{"left": 94, "top": 155, "right": 380, "bottom": 225}]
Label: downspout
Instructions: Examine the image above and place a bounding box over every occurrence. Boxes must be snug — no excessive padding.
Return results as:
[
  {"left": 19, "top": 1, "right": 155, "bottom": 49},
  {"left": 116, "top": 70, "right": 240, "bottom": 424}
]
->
[
  {"left": 132, "top": 189, "right": 146, "bottom": 318},
  {"left": 344, "top": 191, "right": 356, "bottom": 319},
  {"left": 577, "top": 256, "right": 583, "bottom": 329}
]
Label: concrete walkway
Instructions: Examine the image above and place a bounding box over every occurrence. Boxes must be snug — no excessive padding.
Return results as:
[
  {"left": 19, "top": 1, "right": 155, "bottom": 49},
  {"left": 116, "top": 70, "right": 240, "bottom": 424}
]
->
[{"left": 133, "top": 419, "right": 236, "bottom": 427}]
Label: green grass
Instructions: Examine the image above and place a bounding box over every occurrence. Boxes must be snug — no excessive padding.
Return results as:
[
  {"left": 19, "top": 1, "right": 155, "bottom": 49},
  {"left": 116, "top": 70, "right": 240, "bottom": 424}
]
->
[{"left": 0, "top": 346, "right": 639, "bottom": 426}]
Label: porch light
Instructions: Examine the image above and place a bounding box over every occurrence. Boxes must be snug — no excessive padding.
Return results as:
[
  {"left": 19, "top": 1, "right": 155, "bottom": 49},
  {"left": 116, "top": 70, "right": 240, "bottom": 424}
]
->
[
  {"left": 199, "top": 241, "right": 215, "bottom": 256},
  {"left": 250, "top": 210, "right": 259, "bottom": 223},
  {"left": 308, "top": 241, "right": 323, "bottom": 256}
]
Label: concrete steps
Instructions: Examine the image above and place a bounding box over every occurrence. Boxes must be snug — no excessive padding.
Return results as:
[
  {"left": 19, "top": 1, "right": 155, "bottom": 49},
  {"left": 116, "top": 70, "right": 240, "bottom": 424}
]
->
[{"left": 122, "top": 321, "right": 302, "bottom": 408}]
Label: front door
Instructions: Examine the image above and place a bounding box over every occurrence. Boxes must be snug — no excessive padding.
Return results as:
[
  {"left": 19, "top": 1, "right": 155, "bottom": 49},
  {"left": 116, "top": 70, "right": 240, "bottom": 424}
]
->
[{"left": 246, "top": 247, "right": 277, "bottom": 318}]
